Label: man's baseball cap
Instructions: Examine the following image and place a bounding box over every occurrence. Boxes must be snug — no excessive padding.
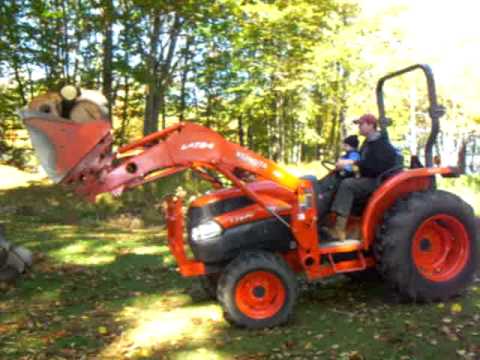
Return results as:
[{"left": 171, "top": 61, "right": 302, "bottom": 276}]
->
[{"left": 353, "top": 114, "right": 377, "bottom": 126}]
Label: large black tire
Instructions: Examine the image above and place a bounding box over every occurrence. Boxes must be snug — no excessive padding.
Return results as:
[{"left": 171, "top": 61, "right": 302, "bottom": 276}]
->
[
  {"left": 375, "top": 190, "right": 478, "bottom": 302},
  {"left": 218, "top": 251, "right": 297, "bottom": 329}
]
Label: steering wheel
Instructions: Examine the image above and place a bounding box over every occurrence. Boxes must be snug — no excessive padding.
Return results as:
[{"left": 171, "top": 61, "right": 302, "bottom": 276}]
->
[{"left": 321, "top": 159, "right": 335, "bottom": 171}]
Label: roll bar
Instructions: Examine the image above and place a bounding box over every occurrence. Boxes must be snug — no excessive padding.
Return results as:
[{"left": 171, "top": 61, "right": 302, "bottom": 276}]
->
[{"left": 376, "top": 64, "right": 445, "bottom": 167}]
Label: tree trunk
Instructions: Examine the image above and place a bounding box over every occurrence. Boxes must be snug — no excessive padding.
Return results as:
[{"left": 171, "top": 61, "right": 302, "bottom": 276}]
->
[
  {"left": 205, "top": 93, "right": 212, "bottom": 128},
  {"left": 329, "top": 109, "right": 338, "bottom": 161},
  {"left": 13, "top": 63, "right": 27, "bottom": 105},
  {"left": 161, "top": 92, "right": 166, "bottom": 129},
  {"left": 271, "top": 94, "right": 281, "bottom": 162},
  {"left": 118, "top": 75, "right": 130, "bottom": 145},
  {"left": 143, "top": 11, "right": 161, "bottom": 135},
  {"left": 61, "top": 0, "right": 70, "bottom": 81},
  {"left": 102, "top": 0, "right": 114, "bottom": 121},
  {"left": 179, "top": 36, "right": 193, "bottom": 122},
  {"left": 144, "top": 13, "right": 182, "bottom": 135},
  {"left": 238, "top": 116, "right": 244, "bottom": 146}
]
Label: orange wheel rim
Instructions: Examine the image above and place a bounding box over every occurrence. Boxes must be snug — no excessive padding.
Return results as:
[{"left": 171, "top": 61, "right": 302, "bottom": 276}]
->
[
  {"left": 412, "top": 215, "right": 470, "bottom": 282},
  {"left": 235, "top": 271, "right": 286, "bottom": 319}
]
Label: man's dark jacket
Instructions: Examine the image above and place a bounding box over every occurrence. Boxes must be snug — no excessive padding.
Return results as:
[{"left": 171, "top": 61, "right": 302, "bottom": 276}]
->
[{"left": 356, "top": 133, "right": 397, "bottom": 178}]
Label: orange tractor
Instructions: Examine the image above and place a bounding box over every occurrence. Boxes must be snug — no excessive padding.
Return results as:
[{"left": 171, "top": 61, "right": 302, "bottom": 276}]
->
[{"left": 22, "top": 65, "right": 478, "bottom": 328}]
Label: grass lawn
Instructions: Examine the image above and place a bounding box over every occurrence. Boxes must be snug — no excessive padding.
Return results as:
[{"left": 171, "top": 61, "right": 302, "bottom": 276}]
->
[{"left": 1, "top": 169, "right": 479, "bottom": 360}]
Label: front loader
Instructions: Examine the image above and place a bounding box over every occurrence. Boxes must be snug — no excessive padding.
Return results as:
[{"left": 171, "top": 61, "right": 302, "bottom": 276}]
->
[{"left": 21, "top": 65, "right": 478, "bottom": 329}]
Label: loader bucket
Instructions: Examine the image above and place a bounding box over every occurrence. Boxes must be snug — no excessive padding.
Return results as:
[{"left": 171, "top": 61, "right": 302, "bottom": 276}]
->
[{"left": 21, "top": 111, "right": 112, "bottom": 183}]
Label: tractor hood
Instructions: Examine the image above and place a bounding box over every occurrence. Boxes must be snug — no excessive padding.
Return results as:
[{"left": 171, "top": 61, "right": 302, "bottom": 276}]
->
[{"left": 20, "top": 111, "right": 111, "bottom": 183}]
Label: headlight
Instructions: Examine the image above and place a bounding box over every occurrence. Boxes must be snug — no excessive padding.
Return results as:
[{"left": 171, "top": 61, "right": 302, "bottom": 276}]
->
[{"left": 191, "top": 221, "right": 222, "bottom": 242}]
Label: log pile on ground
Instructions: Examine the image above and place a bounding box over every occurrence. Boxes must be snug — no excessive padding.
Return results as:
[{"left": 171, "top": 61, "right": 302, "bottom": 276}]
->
[{"left": 0, "top": 224, "right": 32, "bottom": 283}]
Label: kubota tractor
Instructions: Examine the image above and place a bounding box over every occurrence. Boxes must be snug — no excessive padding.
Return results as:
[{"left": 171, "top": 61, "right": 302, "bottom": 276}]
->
[{"left": 21, "top": 65, "right": 478, "bottom": 329}]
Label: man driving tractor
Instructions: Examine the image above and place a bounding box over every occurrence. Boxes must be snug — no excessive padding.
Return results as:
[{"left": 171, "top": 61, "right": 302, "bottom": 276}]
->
[{"left": 325, "top": 114, "right": 397, "bottom": 241}]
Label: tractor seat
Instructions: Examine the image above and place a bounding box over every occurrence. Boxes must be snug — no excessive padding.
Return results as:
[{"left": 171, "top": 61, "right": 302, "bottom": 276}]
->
[{"left": 351, "top": 164, "right": 404, "bottom": 216}]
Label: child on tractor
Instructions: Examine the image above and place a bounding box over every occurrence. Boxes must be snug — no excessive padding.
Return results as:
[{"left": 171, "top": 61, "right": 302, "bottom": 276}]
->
[
  {"left": 338, "top": 135, "right": 361, "bottom": 178},
  {"left": 313, "top": 134, "right": 361, "bottom": 221}
]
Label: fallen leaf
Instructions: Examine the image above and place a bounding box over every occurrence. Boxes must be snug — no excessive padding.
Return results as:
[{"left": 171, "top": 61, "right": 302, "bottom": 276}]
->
[
  {"left": 456, "top": 349, "right": 466, "bottom": 356},
  {"left": 451, "top": 303, "right": 462, "bottom": 313},
  {"left": 348, "top": 351, "right": 364, "bottom": 360},
  {"left": 97, "top": 326, "right": 108, "bottom": 335}
]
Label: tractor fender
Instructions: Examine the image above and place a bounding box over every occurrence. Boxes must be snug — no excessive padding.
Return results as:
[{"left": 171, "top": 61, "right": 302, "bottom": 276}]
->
[{"left": 361, "top": 167, "right": 454, "bottom": 248}]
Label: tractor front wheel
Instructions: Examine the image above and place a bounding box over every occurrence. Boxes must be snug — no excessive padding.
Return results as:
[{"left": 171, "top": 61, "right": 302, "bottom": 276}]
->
[
  {"left": 376, "top": 190, "right": 478, "bottom": 301},
  {"left": 218, "top": 251, "right": 297, "bottom": 329}
]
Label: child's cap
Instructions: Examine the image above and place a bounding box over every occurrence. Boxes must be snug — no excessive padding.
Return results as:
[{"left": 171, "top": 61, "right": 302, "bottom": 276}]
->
[{"left": 343, "top": 135, "right": 359, "bottom": 149}]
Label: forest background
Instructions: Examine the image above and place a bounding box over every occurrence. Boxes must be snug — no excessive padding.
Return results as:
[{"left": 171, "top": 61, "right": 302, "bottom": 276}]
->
[{"left": 0, "top": 0, "right": 479, "bottom": 172}]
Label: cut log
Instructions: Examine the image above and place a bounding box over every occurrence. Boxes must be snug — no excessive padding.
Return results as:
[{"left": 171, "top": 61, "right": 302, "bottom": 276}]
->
[{"left": 70, "top": 100, "right": 108, "bottom": 123}]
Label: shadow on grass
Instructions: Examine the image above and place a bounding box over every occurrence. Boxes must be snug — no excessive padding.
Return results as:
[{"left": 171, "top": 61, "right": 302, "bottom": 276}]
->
[{"left": 1, "top": 251, "right": 192, "bottom": 358}]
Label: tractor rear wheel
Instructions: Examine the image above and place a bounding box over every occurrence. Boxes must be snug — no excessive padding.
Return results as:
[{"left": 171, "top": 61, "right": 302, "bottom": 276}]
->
[
  {"left": 218, "top": 251, "right": 297, "bottom": 329},
  {"left": 376, "top": 190, "right": 478, "bottom": 301}
]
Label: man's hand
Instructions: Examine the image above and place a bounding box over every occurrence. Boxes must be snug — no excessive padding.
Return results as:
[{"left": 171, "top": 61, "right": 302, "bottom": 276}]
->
[{"left": 336, "top": 159, "right": 354, "bottom": 170}]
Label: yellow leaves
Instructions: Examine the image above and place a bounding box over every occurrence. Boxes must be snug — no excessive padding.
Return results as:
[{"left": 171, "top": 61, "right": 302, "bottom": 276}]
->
[
  {"left": 98, "top": 326, "right": 108, "bottom": 335},
  {"left": 138, "top": 348, "right": 152, "bottom": 357},
  {"left": 439, "top": 302, "right": 463, "bottom": 314},
  {"left": 242, "top": 3, "right": 283, "bottom": 22},
  {"left": 456, "top": 349, "right": 467, "bottom": 357},
  {"left": 451, "top": 303, "right": 463, "bottom": 313}
]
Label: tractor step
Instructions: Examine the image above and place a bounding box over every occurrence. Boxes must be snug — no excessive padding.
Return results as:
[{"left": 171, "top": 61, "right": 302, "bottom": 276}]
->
[
  {"left": 319, "top": 239, "right": 367, "bottom": 274},
  {"left": 319, "top": 239, "right": 362, "bottom": 254}
]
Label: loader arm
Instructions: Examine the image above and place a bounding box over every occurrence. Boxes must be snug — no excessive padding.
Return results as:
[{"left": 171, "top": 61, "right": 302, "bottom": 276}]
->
[{"left": 24, "top": 118, "right": 300, "bottom": 199}]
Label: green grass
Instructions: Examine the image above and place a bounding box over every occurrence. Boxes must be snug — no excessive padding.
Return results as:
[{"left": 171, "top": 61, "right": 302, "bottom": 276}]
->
[{"left": 0, "top": 173, "right": 479, "bottom": 359}]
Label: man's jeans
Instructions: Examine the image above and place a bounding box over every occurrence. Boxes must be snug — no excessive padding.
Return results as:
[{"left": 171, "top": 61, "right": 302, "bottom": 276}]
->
[{"left": 331, "top": 177, "right": 377, "bottom": 217}]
